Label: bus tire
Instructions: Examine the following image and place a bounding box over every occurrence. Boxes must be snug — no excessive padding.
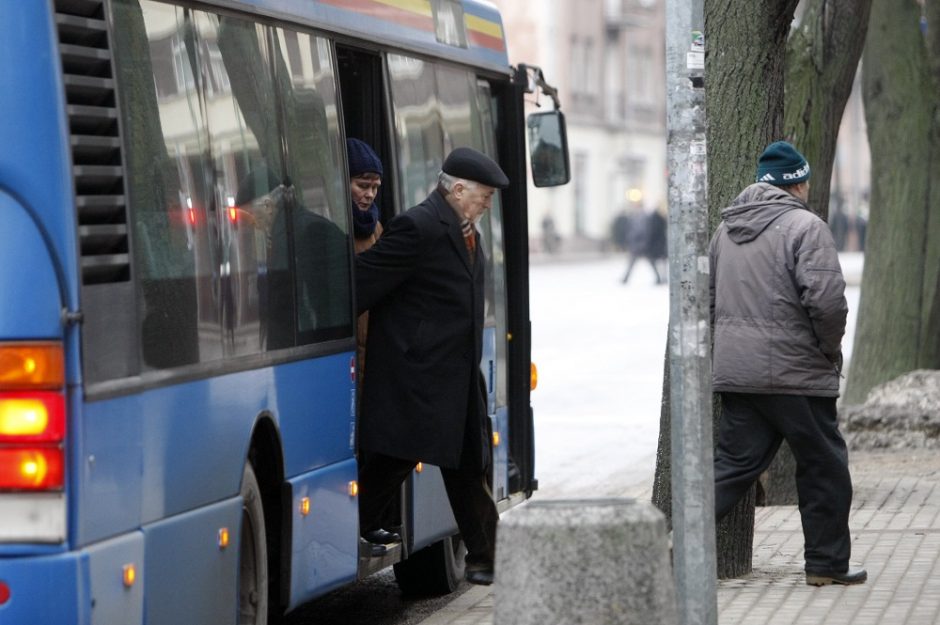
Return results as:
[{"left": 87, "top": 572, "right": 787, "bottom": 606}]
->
[
  {"left": 393, "top": 534, "right": 466, "bottom": 596},
  {"left": 239, "top": 463, "right": 269, "bottom": 625}
]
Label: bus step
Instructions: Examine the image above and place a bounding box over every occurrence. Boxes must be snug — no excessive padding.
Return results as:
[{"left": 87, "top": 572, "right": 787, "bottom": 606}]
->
[{"left": 357, "top": 540, "right": 403, "bottom": 578}]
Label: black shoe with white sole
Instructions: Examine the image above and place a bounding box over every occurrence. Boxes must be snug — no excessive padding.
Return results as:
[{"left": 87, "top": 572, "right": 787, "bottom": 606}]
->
[{"left": 805, "top": 567, "right": 868, "bottom": 586}]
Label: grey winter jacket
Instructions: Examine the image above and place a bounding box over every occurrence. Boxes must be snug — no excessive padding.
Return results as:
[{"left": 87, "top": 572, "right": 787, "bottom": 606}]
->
[{"left": 709, "top": 183, "right": 847, "bottom": 396}]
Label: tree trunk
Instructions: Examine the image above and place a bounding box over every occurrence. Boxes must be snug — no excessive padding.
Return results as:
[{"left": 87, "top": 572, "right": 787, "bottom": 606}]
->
[
  {"left": 784, "top": 0, "right": 873, "bottom": 219},
  {"left": 653, "top": 0, "right": 799, "bottom": 579},
  {"left": 759, "top": 0, "right": 872, "bottom": 506},
  {"left": 846, "top": 0, "right": 940, "bottom": 405}
]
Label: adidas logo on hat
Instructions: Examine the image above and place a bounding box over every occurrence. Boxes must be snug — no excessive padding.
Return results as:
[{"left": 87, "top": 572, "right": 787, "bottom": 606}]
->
[{"left": 755, "top": 141, "right": 811, "bottom": 185}]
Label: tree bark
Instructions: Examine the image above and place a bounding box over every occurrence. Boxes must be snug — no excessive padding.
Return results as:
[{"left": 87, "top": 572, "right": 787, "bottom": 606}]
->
[
  {"left": 783, "top": 0, "right": 873, "bottom": 220},
  {"left": 846, "top": 0, "right": 940, "bottom": 405}
]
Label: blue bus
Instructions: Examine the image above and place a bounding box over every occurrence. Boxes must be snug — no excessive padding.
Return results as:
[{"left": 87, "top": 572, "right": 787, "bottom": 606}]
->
[{"left": 0, "top": 0, "right": 569, "bottom": 623}]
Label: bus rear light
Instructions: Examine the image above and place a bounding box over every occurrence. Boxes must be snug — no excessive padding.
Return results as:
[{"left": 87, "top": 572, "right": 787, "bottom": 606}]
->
[
  {"left": 0, "top": 580, "right": 9, "bottom": 605},
  {"left": 530, "top": 362, "right": 538, "bottom": 391},
  {"left": 0, "top": 447, "right": 64, "bottom": 490},
  {"left": 0, "top": 343, "right": 64, "bottom": 389},
  {"left": 0, "top": 392, "right": 65, "bottom": 441}
]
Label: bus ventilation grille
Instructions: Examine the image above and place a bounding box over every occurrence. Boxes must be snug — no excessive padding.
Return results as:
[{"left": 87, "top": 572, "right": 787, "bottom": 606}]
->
[{"left": 56, "top": 0, "right": 130, "bottom": 285}]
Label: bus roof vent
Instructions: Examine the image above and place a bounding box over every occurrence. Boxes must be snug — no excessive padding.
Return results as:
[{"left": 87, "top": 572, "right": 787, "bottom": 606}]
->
[{"left": 56, "top": 0, "right": 130, "bottom": 285}]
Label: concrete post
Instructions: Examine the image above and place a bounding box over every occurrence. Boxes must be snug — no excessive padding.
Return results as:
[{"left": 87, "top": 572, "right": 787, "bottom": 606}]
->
[
  {"left": 665, "top": 0, "right": 718, "bottom": 623},
  {"left": 494, "top": 499, "right": 677, "bottom": 625}
]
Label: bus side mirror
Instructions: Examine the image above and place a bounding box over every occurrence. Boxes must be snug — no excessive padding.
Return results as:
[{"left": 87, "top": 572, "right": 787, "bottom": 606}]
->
[{"left": 527, "top": 110, "right": 570, "bottom": 188}]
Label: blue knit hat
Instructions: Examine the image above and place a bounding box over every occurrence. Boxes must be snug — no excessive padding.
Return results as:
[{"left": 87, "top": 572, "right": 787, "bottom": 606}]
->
[
  {"left": 756, "top": 141, "right": 810, "bottom": 185},
  {"left": 346, "top": 138, "right": 383, "bottom": 178}
]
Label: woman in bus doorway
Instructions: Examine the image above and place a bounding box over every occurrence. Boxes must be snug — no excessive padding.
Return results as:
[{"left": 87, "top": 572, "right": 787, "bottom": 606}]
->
[
  {"left": 348, "top": 138, "right": 384, "bottom": 376},
  {"left": 348, "top": 138, "right": 384, "bottom": 254},
  {"left": 347, "top": 139, "right": 399, "bottom": 555}
]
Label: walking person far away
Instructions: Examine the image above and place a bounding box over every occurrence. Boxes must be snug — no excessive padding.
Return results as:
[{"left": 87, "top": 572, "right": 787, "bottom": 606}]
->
[
  {"left": 354, "top": 147, "right": 508, "bottom": 586},
  {"left": 710, "top": 141, "right": 867, "bottom": 586}
]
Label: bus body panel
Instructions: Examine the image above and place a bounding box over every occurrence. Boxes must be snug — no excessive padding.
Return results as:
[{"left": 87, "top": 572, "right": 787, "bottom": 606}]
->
[
  {"left": 76, "top": 352, "right": 355, "bottom": 546},
  {"left": 0, "top": 195, "right": 64, "bottom": 338},
  {"left": 409, "top": 466, "right": 458, "bottom": 554},
  {"left": 0, "top": 2, "right": 80, "bottom": 316},
  {"left": 142, "top": 497, "right": 241, "bottom": 625},
  {"left": 285, "top": 457, "right": 359, "bottom": 610},
  {"left": 85, "top": 532, "right": 146, "bottom": 625},
  {"left": 0, "top": 549, "right": 86, "bottom": 624}
]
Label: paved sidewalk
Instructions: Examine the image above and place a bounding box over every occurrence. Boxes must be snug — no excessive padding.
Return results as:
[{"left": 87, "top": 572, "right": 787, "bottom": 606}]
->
[{"left": 417, "top": 450, "right": 940, "bottom": 625}]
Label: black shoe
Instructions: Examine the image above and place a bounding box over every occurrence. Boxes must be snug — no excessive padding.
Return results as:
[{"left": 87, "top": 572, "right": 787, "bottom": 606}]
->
[
  {"left": 805, "top": 567, "right": 867, "bottom": 586},
  {"left": 359, "top": 537, "right": 387, "bottom": 558},
  {"left": 465, "top": 566, "right": 494, "bottom": 586},
  {"left": 362, "top": 528, "right": 401, "bottom": 544}
]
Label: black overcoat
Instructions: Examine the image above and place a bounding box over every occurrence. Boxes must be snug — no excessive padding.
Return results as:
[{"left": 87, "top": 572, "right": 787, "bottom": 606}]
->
[{"left": 355, "top": 189, "right": 487, "bottom": 470}]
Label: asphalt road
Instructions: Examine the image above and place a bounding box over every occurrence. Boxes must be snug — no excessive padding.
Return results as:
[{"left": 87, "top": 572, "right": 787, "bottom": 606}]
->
[{"left": 282, "top": 568, "right": 467, "bottom": 625}]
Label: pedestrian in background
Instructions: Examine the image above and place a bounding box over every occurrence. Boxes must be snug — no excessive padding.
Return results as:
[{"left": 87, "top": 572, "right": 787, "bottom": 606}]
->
[
  {"left": 621, "top": 203, "right": 665, "bottom": 285},
  {"left": 355, "top": 147, "right": 508, "bottom": 586},
  {"left": 709, "top": 141, "right": 866, "bottom": 586}
]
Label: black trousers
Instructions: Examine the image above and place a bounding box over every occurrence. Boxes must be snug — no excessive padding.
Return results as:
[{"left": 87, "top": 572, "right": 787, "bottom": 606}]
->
[
  {"left": 358, "top": 452, "right": 498, "bottom": 568},
  {"left": 714, "top": 392, "right": 853, "bottom": 573}
]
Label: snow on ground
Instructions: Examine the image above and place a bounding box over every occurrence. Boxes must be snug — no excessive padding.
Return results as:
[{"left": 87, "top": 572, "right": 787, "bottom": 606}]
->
[{"left": 528, "top": 253, "right": 862, "bottom": 500}]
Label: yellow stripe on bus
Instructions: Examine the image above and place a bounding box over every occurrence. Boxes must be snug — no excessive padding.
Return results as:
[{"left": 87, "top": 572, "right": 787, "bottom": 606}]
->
[
  {"left": 374, "top": 0, "right": 433, "bottom": 18},
  {"left": 464, "top": 13, "right": 503, "bottom": 39}
]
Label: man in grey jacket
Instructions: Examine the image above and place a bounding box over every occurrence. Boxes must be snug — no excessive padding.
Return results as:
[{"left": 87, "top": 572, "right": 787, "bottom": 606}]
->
[{"left": 710, "top": 141, "right": 866, "bottom": 586}]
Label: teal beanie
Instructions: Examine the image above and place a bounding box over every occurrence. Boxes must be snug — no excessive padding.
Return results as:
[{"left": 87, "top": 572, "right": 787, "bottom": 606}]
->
[{"left": 755, "top": 141, "right": 810, "bottom": 185}]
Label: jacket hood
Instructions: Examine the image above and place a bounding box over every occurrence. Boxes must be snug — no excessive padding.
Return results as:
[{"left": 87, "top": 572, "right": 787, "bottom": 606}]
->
[{"left": 720, "top": 182, "right": 807, "bottom": 243}]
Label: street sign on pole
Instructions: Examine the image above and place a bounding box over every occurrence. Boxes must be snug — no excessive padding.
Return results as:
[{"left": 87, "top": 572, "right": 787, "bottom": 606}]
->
[{"left": 665, "top": 0, "right": 717, "bottom": 623}]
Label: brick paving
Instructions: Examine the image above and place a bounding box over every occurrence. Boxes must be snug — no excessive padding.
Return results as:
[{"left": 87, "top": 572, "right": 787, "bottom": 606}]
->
[{"left": 417, "top": 450, "right": 940, "bottom": 625}]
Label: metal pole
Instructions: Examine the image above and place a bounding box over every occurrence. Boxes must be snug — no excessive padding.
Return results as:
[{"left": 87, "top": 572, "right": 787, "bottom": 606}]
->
[{"left": 665, "top": 0, "right": 717, "bottom": 623}]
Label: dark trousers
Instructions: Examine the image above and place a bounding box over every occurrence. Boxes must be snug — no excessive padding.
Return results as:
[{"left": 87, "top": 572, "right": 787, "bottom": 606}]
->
[
  {"left": 358, "top": 452, "right": 498, "bottom": 568},
  {"left": 714, "top": 392, "right": 853, "bottom": 573}
]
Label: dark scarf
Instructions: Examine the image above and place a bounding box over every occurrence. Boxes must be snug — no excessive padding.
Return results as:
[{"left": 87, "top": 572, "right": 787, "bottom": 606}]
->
[{"left": 353, "top": 201, "right": 379, "bottom": 239}]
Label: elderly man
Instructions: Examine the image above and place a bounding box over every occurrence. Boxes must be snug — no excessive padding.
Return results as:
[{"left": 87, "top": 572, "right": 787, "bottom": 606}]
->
[
  {"left": 710, "top": 140, "right": 866, "bottom": 586},
  {"left": 355, "top": 147, "right": 508, "bottom": 586}
]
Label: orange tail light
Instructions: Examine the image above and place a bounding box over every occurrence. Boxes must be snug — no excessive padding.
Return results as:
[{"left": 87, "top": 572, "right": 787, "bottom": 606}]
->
[{"left": 0, "top": 342, "right": 66, "bottom": 492}]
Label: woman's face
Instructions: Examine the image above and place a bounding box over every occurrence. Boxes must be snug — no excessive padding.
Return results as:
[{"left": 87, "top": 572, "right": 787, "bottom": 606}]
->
[{"left": 351, "top": 173, "right": 382, "bottom": 211}]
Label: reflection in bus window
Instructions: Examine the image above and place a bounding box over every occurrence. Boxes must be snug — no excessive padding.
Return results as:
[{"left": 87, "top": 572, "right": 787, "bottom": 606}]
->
[
  {"left": 388, "top": 55, "right": 445, "bottom": 207},
  {"left": 113, "top": 1, "right": 353, "bottom": 368},
  {"left": 272, "top": 27, "right": 352, "bottom": 345},
  {"left": 213, "top": 14, "right": 288, "bottom": 355},
  {"left": 113, "top": 0, "right": 220, "bottom": 370}
]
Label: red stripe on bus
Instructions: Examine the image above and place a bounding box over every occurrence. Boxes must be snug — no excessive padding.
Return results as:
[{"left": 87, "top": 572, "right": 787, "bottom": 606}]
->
[
  {"left": 467, "top": 28, "right": 505, "bottom": 52},
  {"left": 320, "top": 0, "right": 435, "bottom": 33}
]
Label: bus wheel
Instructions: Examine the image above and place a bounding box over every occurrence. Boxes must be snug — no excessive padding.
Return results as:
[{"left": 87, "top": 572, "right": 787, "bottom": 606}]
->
[
  {"left": 239, "top": 463, "right": 269, "bottom": 625},
  {"left": 393, "top": 534, "right": 466, "bottom": 596}
]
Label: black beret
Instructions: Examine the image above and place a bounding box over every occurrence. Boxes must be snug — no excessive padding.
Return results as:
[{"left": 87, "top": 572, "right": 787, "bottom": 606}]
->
[{"left": 442, "top": 147, "right": 509, "bottom": 189}]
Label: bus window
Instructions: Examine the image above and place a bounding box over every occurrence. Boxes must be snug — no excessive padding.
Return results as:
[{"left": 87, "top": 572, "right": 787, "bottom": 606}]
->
[
  {"left": 112, "top": 1, "right": 354, "bottom": 368},
  {"left": 210, "top": 14, "right": 291, "bottom": 355},
  {"left": 387, "top": 54, "right": 446, "bottom": 208},
  {"left": 271, "top": 28, "right": 353, "bottom": 345},
  {"left": 112, "top": 1, "right": 221, "bottom": 370},
  {"left": 436, "top": 65, "right": 474, "bottom": 150}
]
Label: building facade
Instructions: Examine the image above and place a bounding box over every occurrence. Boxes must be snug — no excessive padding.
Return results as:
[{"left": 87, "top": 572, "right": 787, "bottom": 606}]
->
[{"left": 497, "top": 0, "right": 667, "bottom": 250}]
